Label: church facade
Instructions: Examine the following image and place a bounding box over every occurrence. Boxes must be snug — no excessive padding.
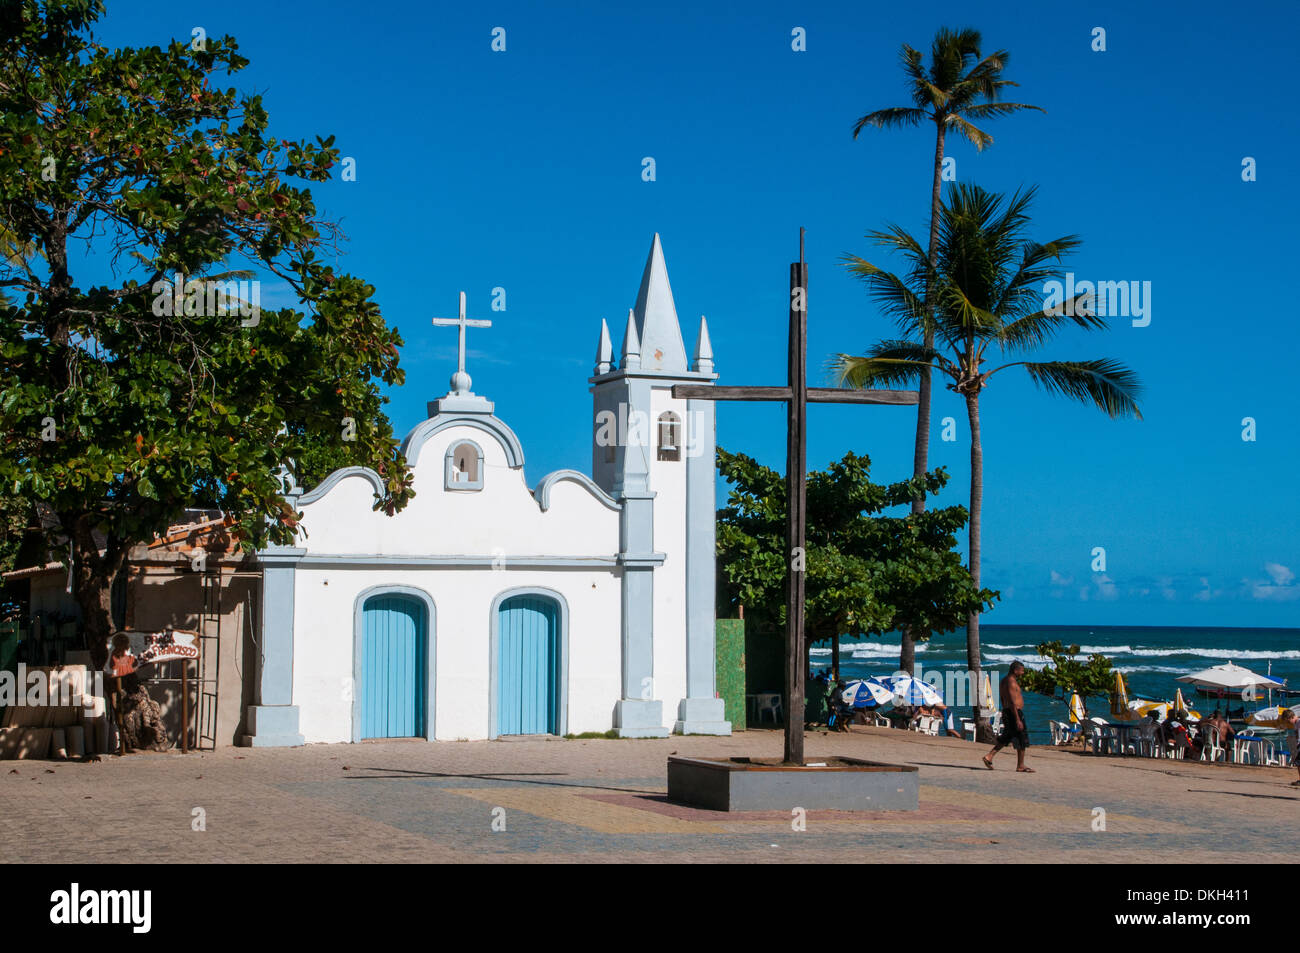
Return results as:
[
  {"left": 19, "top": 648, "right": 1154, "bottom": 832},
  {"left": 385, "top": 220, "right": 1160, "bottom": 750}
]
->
[{"left": 242, "top": 235, "right": 732, "bottom": 745}]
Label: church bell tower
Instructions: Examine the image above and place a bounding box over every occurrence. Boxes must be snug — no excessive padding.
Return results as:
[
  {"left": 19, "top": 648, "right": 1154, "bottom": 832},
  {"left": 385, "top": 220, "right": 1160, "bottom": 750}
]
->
[{"left": 589, "top": 234, "right": 731, "bottom": 737}]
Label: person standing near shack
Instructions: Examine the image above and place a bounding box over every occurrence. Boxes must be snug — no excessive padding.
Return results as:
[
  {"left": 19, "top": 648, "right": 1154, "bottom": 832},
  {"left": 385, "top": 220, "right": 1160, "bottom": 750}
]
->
[
  {"left": 983, "top": 661, "right": 1033, "bottom": 772},
  {"left": 103, "top": 633, "right": 137, "bottom": 754}
]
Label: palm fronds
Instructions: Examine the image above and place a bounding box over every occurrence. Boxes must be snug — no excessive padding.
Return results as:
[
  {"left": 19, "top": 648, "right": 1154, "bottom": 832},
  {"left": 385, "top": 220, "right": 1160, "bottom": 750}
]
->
[{"left": 1013, "top": 360, "right": 1144, "bottom": 419}]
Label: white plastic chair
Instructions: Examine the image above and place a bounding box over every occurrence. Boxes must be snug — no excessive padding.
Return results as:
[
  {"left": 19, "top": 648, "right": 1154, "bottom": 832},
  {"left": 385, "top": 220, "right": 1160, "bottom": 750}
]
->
[
  {"left": 1233, "top": 737, "right": 1273, "bottom": 765},
  {"left": 1199, "top": 726, "right": 1225, "bottom": 763},
  {"left": 960, "top": 713, "right": 999, "bottom": 741},
  {"left": 756, "top": 693, "right": 783, "bottom": 725},
  {"left": 1049, "top": 720, "right": 1074, "bottom": 746},
  {"left": 1087, "top": 724, "right": 1105, "bottom": 754}
]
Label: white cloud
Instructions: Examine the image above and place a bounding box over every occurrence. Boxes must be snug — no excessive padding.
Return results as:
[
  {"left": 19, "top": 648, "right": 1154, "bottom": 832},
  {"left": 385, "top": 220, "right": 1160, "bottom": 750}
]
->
[
  {"left": 1264, "top": 562, "right": 1295, "bottom": 586},
  {"left": 1092, "top": 573, "right": 1119, "bottom": 601}
]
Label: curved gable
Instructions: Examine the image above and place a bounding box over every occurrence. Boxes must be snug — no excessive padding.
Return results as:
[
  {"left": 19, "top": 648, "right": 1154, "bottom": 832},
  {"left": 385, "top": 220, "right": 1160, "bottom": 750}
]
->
[
  {"left": 533, "top": 470, "right": 620, "bottom": 513},
  {"left": 401, "top": 413, "right": 525, "bottom": 469},
  {"left": 295, "top": 466, "right": 385, "bottom": 505}
]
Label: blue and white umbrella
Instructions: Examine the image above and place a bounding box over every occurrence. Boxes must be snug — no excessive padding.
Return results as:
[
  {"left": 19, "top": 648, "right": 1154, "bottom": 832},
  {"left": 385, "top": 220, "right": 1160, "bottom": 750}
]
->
[
  {"left": 886, "top": 675, "right": 944, "bottom": 707},
  {"left": 841, "top": 678, "right": 894, "bottom": 709}
]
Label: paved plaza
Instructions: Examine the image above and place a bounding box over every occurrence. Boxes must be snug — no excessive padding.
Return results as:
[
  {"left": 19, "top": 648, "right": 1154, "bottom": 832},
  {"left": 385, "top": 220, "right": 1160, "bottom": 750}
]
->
[{"left": 2, "top": 726, "right": 1295, "bottom": 863}]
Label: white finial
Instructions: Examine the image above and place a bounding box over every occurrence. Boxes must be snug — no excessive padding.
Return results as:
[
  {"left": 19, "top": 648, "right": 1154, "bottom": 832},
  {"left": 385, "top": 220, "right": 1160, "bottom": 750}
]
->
[
  {"left": 692, "top": 314, "right": 713, "bottom": 373},
  {"left": 621, "top": 307, "right": 641, "bottom": 370},
  {"left": 595, "top": 318, "right": 612, "bottom": 375}
]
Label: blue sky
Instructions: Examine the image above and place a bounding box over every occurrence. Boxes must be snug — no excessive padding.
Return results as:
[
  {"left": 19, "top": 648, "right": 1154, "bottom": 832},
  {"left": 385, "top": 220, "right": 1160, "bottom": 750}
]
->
[{"left": 94, "top": 0, "right": 1300, "bottom": 627}]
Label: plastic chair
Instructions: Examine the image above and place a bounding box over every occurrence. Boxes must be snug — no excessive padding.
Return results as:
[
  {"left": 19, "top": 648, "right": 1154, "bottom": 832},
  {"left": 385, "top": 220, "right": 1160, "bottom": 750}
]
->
[
  {"left": 1134, "top": 725, "right": 1160, "bottom": 758},
  {"left": 756, "top": 694, "right": 783, "bottom": 725},
  {"left": 1086, "top": 724, "right": 1105, "bottom": 754},
  {"left": 1199, "top": 726, "right": 1225, "bottom": 763},
  {"left": 1049, "top": 720, "right": 1075, "bottom": 746},
  {"left": 1233, "top": 736, "right": 1273, "bottom": 765}
]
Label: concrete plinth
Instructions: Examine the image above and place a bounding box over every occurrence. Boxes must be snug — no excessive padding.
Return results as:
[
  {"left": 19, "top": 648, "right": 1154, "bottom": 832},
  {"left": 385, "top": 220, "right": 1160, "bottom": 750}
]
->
[{"left": 666, "top": 755, "right": 919, "bottom": 812}]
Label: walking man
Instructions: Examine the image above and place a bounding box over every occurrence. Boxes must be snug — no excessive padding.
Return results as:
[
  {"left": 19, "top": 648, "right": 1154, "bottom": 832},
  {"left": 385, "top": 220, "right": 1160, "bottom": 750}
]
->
[
  {"left": 1281, "top": 708, "right": 1299, "bottom": 786},
  {"left": 983, "top": 661, "right": 1034, "bottom": 773}
]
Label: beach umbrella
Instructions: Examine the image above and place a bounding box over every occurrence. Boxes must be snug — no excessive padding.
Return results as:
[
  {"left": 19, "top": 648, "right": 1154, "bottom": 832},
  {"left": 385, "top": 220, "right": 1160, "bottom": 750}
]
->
[
  {"left": 888, "top": 675, "right": 944, "bottom": 707},
  {"left": 1111, "top": 672, "right": 1142, "bottom": 721},
  {"left": 1175, "top": 662, "right": 1284, "bottom": 699},
  {"left": 980, "top": 672, "right": 995, "bottom": 710},
  {"left": 841, "top": 678, "right": 893, "bottom": 709},
  {"left": 1110, "top": 672, "right": 1129, "bottom": 717},
  {"left": 1172, "top": 687, "right": 1191, "bottom": 716},
  {"left": 1068, "top": 692, "right": 1087, "bottom": 725}
]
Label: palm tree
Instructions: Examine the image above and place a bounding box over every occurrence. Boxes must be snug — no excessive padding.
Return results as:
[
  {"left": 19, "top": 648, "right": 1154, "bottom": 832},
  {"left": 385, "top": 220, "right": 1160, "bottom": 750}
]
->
[
  {"left": 852, "top": 27, "right": 1041, "bottom": 672},
  {"left": 832, "top": 183, "right": 1142, "bottom": 731}
]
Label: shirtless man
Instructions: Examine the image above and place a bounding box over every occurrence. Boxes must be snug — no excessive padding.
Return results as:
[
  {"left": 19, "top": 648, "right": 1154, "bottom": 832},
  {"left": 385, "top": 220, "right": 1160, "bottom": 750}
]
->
[
  {"left": 983, "top": 661, "right": 1033, "bottom": 772},
  {"left": 1280, "top": 708, "right": 1299, "bottom": 786}
]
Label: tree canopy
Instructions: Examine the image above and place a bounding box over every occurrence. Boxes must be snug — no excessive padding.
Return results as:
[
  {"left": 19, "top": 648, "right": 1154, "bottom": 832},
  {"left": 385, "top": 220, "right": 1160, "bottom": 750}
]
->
[
  {"left": 716, "top": 446, "right": 996, "bottom": 646},
  {"left": 1019, "top": 641, "right": 1116, "bottom": 701},
  {"left": 0, "top": 0, "right": 414, "bottom": 658}
]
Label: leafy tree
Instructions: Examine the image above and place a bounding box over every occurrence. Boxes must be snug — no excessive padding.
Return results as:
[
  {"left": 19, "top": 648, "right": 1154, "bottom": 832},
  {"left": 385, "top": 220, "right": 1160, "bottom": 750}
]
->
[
  {"left": 1019, "top": 641, "right": 1115, "bottom": 704},
  {"left": 0, "top": 1, "right": 413, "bottom": 665},
  {"left": 716, "top": 446, "right": 996, "bottom": 667},
  {"left": 832, "top": 183, "right": 1142, "bottom": 729},
  {"left": 851, "top": 27, "right": 1040, "bottom": 673}
]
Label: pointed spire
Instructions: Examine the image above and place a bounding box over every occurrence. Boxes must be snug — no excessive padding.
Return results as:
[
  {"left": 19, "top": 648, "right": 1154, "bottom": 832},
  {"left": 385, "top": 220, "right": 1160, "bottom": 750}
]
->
[
  {"left": 692, "top": 315, "right": 713, "bottom": 374},
  {"left": 595, "top": 318, "right": 613, "bottom": 375},
  {"left": 631, "top": 233, "right": 688, "bottom": 373},
  {"left": 620, "top": 308, "right": 640, "bottom": 370}
]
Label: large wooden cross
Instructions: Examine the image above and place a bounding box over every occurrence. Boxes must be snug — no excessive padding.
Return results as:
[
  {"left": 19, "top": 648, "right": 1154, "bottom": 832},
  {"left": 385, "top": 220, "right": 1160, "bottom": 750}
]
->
[{"left": 672, "top": 230, "right": 918, "bottom": 765}]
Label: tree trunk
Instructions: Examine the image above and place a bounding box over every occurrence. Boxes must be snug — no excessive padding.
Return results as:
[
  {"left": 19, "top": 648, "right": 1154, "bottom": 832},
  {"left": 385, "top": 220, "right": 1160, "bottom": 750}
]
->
[
  {"left": 898, "top": 122, "right": 949, "bottom": 676},
  {"left": 964, "top": 392, "right": 987, "bottom": 738},
  {"left": 915, "top": 120, "right": 946, "bottom": 508},
  {"left": 68, "top": 514, "right": 125, "bottom": 670},
  {"left": 899, "top": 634, "right": 915, "bottom": 675}
]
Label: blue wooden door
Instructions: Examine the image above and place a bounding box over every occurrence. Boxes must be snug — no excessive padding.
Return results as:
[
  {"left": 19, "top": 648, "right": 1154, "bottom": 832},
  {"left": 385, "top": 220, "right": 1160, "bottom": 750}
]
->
[
  {"left": 360, "top": 595, "right": 427, "bottom": 739},
  {"left": 497, "top": 595, "right": 560, "bottom": 735}
]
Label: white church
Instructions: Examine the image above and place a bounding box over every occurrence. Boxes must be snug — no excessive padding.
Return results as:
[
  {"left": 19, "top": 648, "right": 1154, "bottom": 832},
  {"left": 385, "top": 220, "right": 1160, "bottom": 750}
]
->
[{"left": 242, "top": 235, "right": 732, "bottom": 745}]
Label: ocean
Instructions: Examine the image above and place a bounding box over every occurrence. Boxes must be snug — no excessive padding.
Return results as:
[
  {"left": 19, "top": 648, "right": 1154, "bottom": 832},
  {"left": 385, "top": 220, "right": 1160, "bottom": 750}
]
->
[{"left": 811, "top": 624, "right": 1300, "bottom": 743}]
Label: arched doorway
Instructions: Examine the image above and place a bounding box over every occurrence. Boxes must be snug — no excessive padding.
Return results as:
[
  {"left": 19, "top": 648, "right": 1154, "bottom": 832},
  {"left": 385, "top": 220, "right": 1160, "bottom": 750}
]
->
[
  {"left": 495, "top": 593, "right": 564, "bottom": 736},
  {"left": 358, "top": 593, "right": 430, "bottom": 739}
]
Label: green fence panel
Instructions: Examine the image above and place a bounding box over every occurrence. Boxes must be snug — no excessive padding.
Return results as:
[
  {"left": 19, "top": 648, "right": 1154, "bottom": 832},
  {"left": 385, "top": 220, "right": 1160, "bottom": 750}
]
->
[{"left": 715, "top": 618, "right": 746, "bottom": 730}]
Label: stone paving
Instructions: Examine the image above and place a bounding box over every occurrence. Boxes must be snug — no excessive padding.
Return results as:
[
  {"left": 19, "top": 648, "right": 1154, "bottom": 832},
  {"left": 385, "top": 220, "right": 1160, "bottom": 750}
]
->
[{"left": 1, "top": 726, "right": 1295, "bottom": 863}]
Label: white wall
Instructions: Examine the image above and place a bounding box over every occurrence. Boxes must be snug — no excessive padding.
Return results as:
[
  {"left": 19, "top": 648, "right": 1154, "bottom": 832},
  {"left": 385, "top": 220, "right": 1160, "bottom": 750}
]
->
[
  {"left": 299, "top": 425, "right": 616, "bottom": 559},
  {"left": 292, "top": 565, "right": 623, "bottom": 742},
  {"left": 290, "top": 421, "right": 625, "bottom": 742}
]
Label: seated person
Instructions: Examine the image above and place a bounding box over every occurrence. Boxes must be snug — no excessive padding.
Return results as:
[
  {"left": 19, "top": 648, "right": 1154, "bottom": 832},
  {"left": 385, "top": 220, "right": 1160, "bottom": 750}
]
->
[
  {"left": 888, "top": 704, "right": 917, "bottom": 727},
  {"left": 1207, "top": 709, "right": 1234, "bottom": 743},
  {"left": 1162, "top": 711, "right": 1190, "bottom": 752},
  {"left": 933, "top": 702, "right": 962, "bottom": 738}
]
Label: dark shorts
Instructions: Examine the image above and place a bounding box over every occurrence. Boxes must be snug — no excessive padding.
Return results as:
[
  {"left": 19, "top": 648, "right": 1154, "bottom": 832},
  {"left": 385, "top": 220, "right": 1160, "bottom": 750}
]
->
[{"left": 997, "top": 709, "right": 1030, "bottom": 750}]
